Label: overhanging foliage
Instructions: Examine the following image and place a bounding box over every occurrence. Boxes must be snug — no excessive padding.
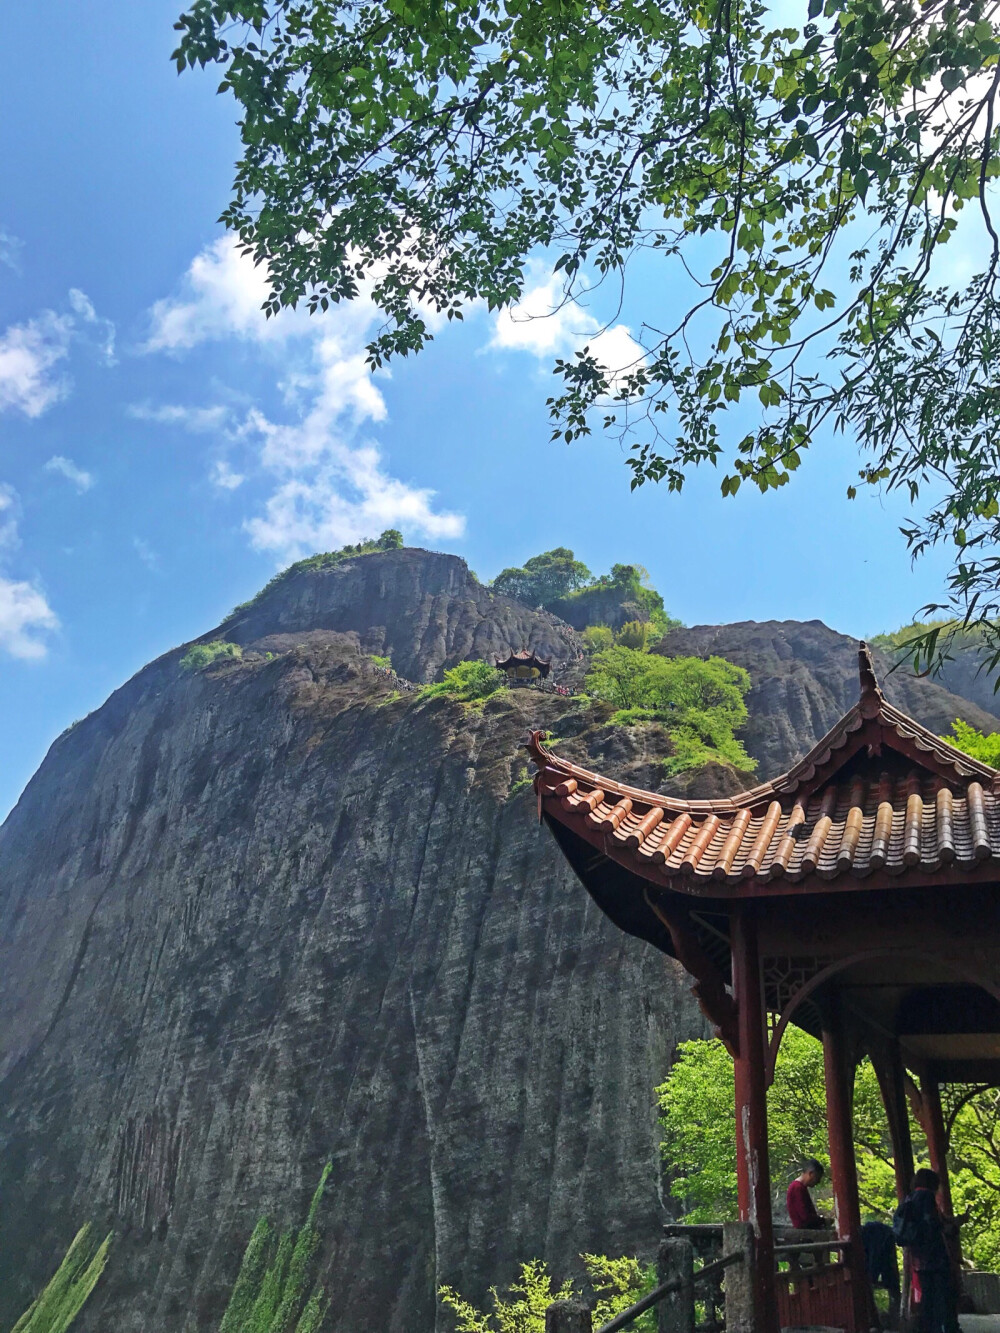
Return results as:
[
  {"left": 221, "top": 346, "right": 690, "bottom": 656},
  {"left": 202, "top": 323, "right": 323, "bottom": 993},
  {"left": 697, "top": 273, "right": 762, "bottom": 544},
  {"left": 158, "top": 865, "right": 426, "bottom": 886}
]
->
[{"left": 176, "top": 0, "right": 1000, "bottom": 667}]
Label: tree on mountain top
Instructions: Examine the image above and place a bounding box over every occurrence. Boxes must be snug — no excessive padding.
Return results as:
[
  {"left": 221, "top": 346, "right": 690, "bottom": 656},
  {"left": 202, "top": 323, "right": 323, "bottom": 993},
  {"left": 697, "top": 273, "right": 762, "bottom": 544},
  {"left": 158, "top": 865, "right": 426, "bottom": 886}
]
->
[
  {"left": 491, "top": 548, "right": 592, "bottom": 607},
  {"left": 177, "top": 0, "right": 1000, "bottom": 669}
]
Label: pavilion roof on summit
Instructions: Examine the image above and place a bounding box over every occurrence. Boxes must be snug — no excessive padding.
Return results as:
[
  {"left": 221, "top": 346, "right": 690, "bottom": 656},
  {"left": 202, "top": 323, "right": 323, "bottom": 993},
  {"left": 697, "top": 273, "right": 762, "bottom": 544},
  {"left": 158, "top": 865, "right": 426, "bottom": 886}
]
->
[{"left": 529, "top": 645, "right": 1000, "bottom": 895}]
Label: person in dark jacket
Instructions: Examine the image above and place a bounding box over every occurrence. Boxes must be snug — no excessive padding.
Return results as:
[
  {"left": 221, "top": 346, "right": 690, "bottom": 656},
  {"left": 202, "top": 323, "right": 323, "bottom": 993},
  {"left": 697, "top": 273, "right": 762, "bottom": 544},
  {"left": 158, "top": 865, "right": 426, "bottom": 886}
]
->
[
  {"left": 863, "top": 1220, "right": 900, "bottom": 1329},
  {"left": 896, "top": 1169, "right": 958, "bottom": 1333}
]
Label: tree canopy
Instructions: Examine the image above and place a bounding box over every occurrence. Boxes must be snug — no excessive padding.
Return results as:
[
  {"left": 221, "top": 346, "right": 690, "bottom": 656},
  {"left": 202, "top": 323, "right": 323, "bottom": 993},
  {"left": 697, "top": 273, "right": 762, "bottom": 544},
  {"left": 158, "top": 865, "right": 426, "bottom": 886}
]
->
[
  {"left": 177, "top": 0, "right": 1000, "bottom": 665},
  {"left": 491, "top": 547, "right": 592, "bottom": 607},
  {"left": 659, "top": 1033, "right": 1000, "bottom": 1269},
  {"left": 584, "top": 647, "right": 755, "bottom": 772},
  {"left": 941, "top": 715, "right": 1000, "bottom": 764}
]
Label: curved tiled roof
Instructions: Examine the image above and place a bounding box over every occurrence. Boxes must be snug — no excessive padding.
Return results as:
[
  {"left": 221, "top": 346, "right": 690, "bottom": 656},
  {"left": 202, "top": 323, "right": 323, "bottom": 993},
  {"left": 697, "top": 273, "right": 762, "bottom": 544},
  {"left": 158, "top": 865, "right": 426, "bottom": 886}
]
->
[{"left": 530, "top": 644, "right": 1000, "bottom": 892}]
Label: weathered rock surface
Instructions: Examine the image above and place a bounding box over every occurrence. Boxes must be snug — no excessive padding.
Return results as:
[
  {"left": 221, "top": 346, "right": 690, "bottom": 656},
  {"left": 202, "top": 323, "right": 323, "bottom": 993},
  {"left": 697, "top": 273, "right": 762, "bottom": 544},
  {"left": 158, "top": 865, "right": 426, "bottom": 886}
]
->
[
  {"left": 221, "top": 547, "right": 586, "bottom": 684},
  {"left": 658, "top": 619, "right": 1000, "bottom": 780},
  {"left": 0, "top": 614, "right": 690, "bottom": 1333},
  {"left": 0, "top": 556, "right": 995, "bottom": 1333}
]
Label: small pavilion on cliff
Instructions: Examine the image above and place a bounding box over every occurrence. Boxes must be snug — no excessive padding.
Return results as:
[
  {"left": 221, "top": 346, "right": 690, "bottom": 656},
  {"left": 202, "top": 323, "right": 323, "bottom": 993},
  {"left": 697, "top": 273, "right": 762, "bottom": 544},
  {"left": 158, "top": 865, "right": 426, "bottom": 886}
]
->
[
  {"left": 529, "top": 644, "right": 1000, "bottom": 1333},
  {"left": 497, "top": 648, "right": 552, "bottom": 683}
]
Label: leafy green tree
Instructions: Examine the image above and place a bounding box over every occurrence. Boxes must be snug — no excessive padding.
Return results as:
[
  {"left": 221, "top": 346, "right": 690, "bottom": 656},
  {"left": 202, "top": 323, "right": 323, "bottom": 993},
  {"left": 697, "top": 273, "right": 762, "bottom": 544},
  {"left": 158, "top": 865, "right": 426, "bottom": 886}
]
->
[
  {"left": 658, "top": 1033, "right": 1000, "bottom": 1268},
  {"left": 180, "top": 640, "right": 243, "bottom": 671},
  {"left": 585, "top": 649, "right": 755, "bottom": 774},
  {"left": 944, "top": 1085, "right": 1000, "bottom": 1271},
  {"left": 491, "top": 549, "right": 592, "bottom": 608},
  {"left": 616, "top": 620, "right": 652, "bottom": 651},
  {"left": 175, "top": 0, "right": 1000, "bottom": 660},
  {"left": 219, "top": 1165, "right": 331, "bottom": 1333},
  {"left": 941, "top": 718, "right": 1000, "bottom": 766},
  {"left": 420, "top": 660, "right": 508, "bottom": 703},
  {"left": 581, "top": 624, "right": 614, "bottom": 653},
  {"left": 439, "top": 1254, "right": 656, "bottom": 1333},
  {"left": 11, "top": 1224, "right": 111, "bottom": 1333},
  {"left": 660, "top": 1031, "right": 899, "bottom": 1223}
]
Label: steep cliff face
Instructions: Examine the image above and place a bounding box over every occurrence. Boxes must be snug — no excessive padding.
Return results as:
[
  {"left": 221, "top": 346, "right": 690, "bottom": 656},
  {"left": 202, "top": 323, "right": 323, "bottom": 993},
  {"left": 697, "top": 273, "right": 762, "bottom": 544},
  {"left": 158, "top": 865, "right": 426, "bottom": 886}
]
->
[
  {"left": 221, "top": 547, "right": 585, "bottom": 683},
  {"left": 658, "top": 619, "right": 1000, "bottom": 779},
  {"left": 0, "top": 605, "right": 690, "bottom": 1333},
  {"left": 0, "top": 556, "right": 994, "bottom": 1333}
]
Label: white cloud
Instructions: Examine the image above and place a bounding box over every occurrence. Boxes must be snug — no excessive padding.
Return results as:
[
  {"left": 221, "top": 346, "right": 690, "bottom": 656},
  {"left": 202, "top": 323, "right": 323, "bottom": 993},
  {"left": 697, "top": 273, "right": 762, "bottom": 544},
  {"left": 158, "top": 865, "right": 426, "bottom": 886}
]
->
[
  {"left": 144, "top": 236, "right": 309, "bottom": 352},
  {"left": 0, "top": 290, "right": 115, "bottom": 418},
  {"left": 143, "top": 236, "right": 465, "bottom": 560},
  {"left": 0, "top": 311, "right": 74, "bottom": 417},
  {"left": 0, "top": 486, "right": 58, "bottom": 659},
  {"left": 489, "top": 266, "right": 645, "bottom": 393},
  {"left": 68, "top": 288, "right": 116, "bottom": 364},
  {"left": 211, "top": 460, "right": 245, "bottom": 490},
  {"left": 0, "top": 578, "right": 59, "bottom": 660},
  {"left": 45, "top": 455, "right": 94, "bottom": 493},
  {"left": 128, "top": 401, "right": 230, "bottom": 432},
  {"left": 0, "top": 228, "right": 23, "bottom": 273}
]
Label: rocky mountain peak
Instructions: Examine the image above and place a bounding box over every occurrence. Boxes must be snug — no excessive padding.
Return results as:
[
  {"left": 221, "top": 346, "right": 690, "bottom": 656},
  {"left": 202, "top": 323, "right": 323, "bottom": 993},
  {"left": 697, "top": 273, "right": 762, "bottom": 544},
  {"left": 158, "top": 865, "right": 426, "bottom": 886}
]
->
[{"left": 216, "top": 546, "right": 585, "bottom": 683}]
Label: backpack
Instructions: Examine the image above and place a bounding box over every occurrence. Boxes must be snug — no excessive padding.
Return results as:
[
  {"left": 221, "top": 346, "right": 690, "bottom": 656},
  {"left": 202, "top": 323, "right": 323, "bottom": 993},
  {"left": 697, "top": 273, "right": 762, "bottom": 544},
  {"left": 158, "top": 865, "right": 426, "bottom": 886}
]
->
[{"left": 892, "top": 1196, "right": 926, "bottom": 1248}]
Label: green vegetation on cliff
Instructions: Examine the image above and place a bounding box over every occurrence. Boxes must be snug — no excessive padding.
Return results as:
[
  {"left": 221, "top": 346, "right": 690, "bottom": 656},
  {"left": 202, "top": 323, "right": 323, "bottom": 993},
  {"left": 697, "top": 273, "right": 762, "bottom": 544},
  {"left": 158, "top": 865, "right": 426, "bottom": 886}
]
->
[
  {"left": 585, "top": 648, "right": 755, "bottom": 776},
  {"left": 229, "top": 530, "right": 404, "bottom": 617},
  {"left": 181, "top": 640, "right": 243, "bottom": 671},
  {"left": 11, "top": 1224, "right": 110, "bottom": 1333},
  {"left": 419, "top": 660, "right": 508, "bottom": 705},
  {"left": 219, "top": 1165, "right": 331, "bottom": 1333},
  {"left": 491, "top": 549, "right": 680, "bottom": 637},
  {"left": 439, "top": 1253, "right": 655, "bottom": 1333}
]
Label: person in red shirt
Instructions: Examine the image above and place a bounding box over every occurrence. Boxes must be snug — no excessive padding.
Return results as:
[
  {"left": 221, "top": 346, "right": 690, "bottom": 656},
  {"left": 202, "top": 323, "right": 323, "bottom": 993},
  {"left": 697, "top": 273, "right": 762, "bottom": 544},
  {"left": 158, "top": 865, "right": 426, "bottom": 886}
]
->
[{"left": 786, "top": 1158, "right": 832, "bottom": 1229}]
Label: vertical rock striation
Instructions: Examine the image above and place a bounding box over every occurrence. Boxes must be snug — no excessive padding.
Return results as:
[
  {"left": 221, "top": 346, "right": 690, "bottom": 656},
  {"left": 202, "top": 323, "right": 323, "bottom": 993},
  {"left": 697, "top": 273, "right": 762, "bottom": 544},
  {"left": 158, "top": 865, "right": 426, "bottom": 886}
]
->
[{"left": 0, "top": 554, "right": 993, "bottom": 1332}]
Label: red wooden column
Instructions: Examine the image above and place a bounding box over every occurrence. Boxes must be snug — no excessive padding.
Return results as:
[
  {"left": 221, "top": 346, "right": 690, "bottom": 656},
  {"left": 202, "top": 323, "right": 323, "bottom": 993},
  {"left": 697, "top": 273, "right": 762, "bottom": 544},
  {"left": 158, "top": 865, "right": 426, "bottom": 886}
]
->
[
  {"left": 921, "top": 1075, "right": 954, "bottom": 1217},
  {"left": 872, "top": 1040, "right": 916, "bottom": 1202},
  {"left": 921, "top": 1073, "right": 965, "bottom": 1288},
  {"left": 730, "top": 903, "right": 778, "bottom": 1333},
  {"left": 822, "top": 998, "right": 870, "bottom": 1333}
]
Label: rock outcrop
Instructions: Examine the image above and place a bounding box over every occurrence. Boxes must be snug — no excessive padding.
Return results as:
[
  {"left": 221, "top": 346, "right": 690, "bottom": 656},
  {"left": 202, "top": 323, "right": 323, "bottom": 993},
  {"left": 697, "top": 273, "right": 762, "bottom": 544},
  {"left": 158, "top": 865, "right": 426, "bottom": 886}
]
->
[
  {"left": 658, "top": 619, "right": 999, "bottom": 778},
  {"left": 0, "top": 553, "right": 994, "bottom": 1333},
  {"left": 220, "top": 547, "right": 586, "bottom": 684}
]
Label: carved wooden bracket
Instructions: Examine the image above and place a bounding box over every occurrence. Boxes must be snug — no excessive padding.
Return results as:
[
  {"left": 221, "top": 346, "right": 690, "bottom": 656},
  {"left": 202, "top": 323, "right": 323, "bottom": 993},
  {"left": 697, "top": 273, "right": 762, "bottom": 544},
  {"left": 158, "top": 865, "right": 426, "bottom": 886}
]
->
[{"left": 645, "top": 889, "right": 739, "bottom": 1056}]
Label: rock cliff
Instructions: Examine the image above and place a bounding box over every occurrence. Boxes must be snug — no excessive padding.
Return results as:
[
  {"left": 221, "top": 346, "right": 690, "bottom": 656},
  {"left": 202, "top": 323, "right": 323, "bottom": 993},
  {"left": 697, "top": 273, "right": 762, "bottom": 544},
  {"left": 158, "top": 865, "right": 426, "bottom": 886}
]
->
[
  {"left": 220, "top": 546, "right": 586, "bottom": 684},
  {"left": 0, "top": 551, "right": 993, "bottom": 1333},
  {"left": 658, "top": 619, "right": 1000, "bottom": 777}
]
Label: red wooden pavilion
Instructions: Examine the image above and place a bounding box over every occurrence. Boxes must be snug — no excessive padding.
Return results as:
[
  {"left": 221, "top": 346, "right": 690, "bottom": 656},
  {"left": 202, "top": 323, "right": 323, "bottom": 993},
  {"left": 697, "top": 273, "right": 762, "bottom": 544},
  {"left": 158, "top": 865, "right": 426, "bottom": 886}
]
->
[
  {"left": 530, "top": 644, "right": 1000, "bottom": 1332},
  {"left": 497, "top": 648, "right": 552, "bottom": 681}
]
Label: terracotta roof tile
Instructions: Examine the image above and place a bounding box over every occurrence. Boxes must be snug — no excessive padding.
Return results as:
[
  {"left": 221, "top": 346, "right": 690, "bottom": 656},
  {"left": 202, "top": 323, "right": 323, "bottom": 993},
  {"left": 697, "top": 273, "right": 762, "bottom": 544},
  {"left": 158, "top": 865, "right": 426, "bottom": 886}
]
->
[{"left": 530, "top": 642, "right": 1000, "bottom": 892}]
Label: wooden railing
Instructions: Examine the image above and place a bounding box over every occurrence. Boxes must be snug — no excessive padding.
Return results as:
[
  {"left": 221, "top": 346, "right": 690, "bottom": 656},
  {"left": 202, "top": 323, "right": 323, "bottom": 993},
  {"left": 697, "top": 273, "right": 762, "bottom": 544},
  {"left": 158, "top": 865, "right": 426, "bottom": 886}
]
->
[
  {"left": 773, "top": 1230, "right": 857, "bottom": 1331},
  {"left": 544, "top": 1224, "right": 752, "bottom": 1333}
]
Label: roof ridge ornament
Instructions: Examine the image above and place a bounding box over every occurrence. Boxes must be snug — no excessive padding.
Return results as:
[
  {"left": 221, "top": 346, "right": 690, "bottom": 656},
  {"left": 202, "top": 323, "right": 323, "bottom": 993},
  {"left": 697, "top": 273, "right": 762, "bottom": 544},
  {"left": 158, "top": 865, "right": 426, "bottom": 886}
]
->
[{"left": 858, "top": 641, "right": 883, "bottom": 719}]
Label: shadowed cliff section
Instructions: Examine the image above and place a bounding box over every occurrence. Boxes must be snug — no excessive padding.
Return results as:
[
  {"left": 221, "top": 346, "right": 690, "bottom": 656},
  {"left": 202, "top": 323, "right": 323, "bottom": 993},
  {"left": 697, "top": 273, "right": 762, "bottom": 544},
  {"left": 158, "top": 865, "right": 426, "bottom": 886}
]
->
[
  {"left": 218, "top": 546, "right": 585, "bottom": 683},
  {"left": 0, "top": 582, "right": 691, "bottom": 1333},
  {"left": 0, "top": 553, "right": 997, "bottom": 1333}
]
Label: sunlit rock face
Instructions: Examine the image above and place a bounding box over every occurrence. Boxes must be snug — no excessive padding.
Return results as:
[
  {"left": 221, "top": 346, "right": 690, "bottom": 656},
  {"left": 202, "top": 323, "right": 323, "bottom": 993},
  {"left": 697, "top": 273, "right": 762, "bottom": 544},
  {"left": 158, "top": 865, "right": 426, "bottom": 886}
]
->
[
  {"left": 657, "top": 619, "right": 999, "bottom": 779},
  {"left": 0, "top": 552, "right": 992, "bottom": 1332}
]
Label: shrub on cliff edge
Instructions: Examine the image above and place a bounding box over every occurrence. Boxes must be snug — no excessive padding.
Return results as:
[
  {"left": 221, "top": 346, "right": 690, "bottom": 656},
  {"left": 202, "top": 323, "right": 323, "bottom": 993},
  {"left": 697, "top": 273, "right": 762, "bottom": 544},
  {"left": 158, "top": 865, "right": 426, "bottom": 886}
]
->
[{"left": 180, "top": 640, "right": 243, "bottom": 672}]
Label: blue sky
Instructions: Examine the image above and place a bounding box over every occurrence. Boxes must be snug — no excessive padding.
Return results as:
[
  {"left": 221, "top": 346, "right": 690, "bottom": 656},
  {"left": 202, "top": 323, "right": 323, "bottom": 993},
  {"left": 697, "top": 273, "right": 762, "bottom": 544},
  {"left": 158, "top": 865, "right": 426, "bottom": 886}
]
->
[{"left": 0, "top": 1, "right": 970, "bottom": 816}]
